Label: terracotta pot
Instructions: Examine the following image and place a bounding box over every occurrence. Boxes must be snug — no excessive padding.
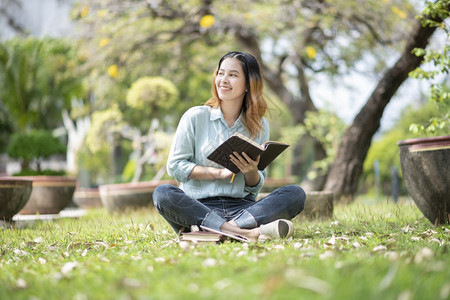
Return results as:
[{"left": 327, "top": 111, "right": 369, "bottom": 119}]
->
[
  {"left": 73, "top": 188, "right": 102, "bottom": 209},
  {"left": 0, "top": 177, "right": 33, "bottom": 221},
  {"left": 398, "top": 135, "right": 450, "bottom": 225},
  {"left": 18, "top": 176, "right": 77, "bottom": 215},
  {"left": 99, "top": 180, "right": 177, "bottom": 212}
]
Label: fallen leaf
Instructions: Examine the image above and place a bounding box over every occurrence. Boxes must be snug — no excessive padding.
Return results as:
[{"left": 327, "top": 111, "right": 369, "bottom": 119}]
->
[
  {"left": 122, "top": 277, "right": 141, "bottom": 288},
  {"left": 202, "top": 258, "right": 217, "bottom": 267},
  {"left": 33, "top": 237, "right": 44, "bottom": 243},
  {"left": 414, "top": 247, "right": 434, "bottom": 264},
  {"left": 372, "top": 245, "right": 387, "bottom": 252},
  {"left": 319, "top": 251, "right": 334, "bottom": 260},
  {"left": 67, "top": 242, "right": 82, "bottom": 250},
  {"left": 401, "top": 224, "right": 410, "bottom": 233},
  {"left": 15, "top": 278, "right": 27, "bottom": 289},
  {"left": 326, "top": 235, "right": 336, "bottom": 246},
  {"left": 61, "top": 262, "right": 77, "bottom": 275},
  {"left": 378, "top": 264, "right": 398, "bottom": 291},
  {"left": 213, "top": 278, "right": 232, "bottom": 290},
  {"left": 419, "top": 229, "right": 437, "bottom": 238},
  {"left": 13, "top": 249, "right": 29, "bottom": 256},
  {"left": 429, "top": 238, "right": 444, "bottom": 246},
  {"left": 352, "top": 242, "right": 362, "bottom": 248},
  {"left": 294, "top": 242, "right": 303, "bottom": 249},
  {"left": 81, "top": 249, "right": 88, "bottom": 257},
  {"left": 100, "top": 256, "right": 110, "bottom": 262},
  {"left": 95, "top": 241, "right": 109, "bottom": 247}
]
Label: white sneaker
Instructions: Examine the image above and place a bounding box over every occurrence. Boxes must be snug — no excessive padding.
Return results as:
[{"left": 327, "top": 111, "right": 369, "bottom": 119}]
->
[{"left": 259, "top": 219, "right": 293, "bottom": 239}]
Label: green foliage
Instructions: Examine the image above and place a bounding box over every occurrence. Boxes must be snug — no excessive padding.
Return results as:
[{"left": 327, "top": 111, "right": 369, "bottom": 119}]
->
[
  {"left": 0, "top": 37, "right": 85, "bottom": 132},
  {"left": 363, "top": 129, "right": 403, "bottom": 193},
  {"left": 77, "top": 143, "right": 113, "bottom": 185},
  {"left": 13, "top": 169, "right": 66, "bottom": 176},
  {"left": 0, "top": 101, "right": 13, "bottom": 152},
  {"left": 6, "top": 130, "right": 66, "bottom": 173},
  {"left": 281, "top": 109, "right": 346, "bottom": 180},
  {"left": 121, "top": 159, "right": 137, "bottom": 183},
  {"left": 74, "top": 1, "right": 229, "bottom": 119},
  {"left": 0, "top": 201, "right": 448, "bottom": 299},
  {"left": 125, "top": 76, "right": 179, "bottom": 130},
  {"left": 408, "top": 0, "right": 450, "bottom": 135}
]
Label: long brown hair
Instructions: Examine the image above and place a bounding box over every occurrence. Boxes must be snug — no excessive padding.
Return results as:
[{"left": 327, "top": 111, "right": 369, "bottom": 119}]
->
[{"left": 204, "top": 51, "right": 268, "bottom": 138}]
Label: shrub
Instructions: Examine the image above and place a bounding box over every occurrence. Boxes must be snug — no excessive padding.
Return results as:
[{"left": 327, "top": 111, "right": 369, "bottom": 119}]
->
[{"left": 7, "top": 130, "right": 66, "bottom": 175}]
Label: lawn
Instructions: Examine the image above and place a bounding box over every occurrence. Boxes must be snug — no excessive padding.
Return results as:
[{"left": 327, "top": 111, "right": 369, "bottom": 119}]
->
[{"left": 1, "top": 197, "right": 449, "bottom": 300}]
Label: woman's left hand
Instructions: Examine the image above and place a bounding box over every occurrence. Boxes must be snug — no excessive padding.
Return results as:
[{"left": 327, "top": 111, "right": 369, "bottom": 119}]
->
[{"left": 230, "top": 151, "right": 260, "bottom": 174}]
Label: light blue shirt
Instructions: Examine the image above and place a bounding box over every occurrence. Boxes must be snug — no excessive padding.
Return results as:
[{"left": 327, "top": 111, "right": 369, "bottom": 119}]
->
[{"left": 167, "top": 105, "right": 269, "bottom": 200}]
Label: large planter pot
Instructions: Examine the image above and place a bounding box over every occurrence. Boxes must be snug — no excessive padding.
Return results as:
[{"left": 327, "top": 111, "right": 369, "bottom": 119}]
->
[
  {"left": 398, "top": 135, "right": 450, "bottom": 225},
  {"left": 99, "top": 180, "right": 177, "bottom": 212},
  {"left": 0, "top": 177, "right": 33, "bottom": 221},
  {"left": 18, "top": 176, "right": 77, "bottom": 215},
  {"left": 73, "top": 188, "right": 102, "bottom": 209}
]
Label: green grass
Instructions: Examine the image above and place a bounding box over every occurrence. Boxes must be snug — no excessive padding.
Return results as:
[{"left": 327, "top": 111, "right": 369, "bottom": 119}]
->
[{"left": 1, "top": 198, "right": 449, "bottom": 300}]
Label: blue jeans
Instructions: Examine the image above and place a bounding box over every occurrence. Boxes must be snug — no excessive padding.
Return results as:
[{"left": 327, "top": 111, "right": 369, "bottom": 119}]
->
[{"left": 153, "top": 184, "right": 306, "bottom": 233}]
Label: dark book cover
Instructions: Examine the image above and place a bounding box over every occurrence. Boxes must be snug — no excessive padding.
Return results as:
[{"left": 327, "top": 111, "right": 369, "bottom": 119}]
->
[{"left": 207, "top": 132, "right": 289, "bottom": 174}]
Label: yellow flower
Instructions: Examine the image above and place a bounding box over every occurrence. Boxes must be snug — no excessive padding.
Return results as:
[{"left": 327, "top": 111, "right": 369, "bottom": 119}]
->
[
  {"left": 97, "top": 9, "right": 107, "bottom": 18},
  {"left": 108, "top": 65, "right": 118, "bottom": 78},
  {"left": 392, "top": 6, "right": 407, "bottom": 19},
  {"left": 200, "top": 15, "right": 215, "bottom": 29},
  {"left": 80, "top": 6, "right": 90, "bottom": 18},
  {"left": 99, "top": 38, "right": 110, "bottom": 48},
  {"left": 306, "top": 46, "right": 316, "bottom": 59}
]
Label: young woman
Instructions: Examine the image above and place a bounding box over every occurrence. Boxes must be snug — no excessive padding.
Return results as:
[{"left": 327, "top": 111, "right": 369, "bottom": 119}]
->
[{"left": 153, "top": 51, "right": 305, "bottom": 242}]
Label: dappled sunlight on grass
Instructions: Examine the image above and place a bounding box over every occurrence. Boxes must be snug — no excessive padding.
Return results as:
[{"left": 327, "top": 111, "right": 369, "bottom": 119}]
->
[{"left": 0, "top": 201, "right": 448, "bottom": 300}]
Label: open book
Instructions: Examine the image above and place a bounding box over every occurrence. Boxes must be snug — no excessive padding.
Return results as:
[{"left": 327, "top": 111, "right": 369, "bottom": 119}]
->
[
  {"left": 207, "top": 132, "right": 289, "bottom": 174},
  {"left": 181, "top": 231, "right": 224, "bottom": 243}
]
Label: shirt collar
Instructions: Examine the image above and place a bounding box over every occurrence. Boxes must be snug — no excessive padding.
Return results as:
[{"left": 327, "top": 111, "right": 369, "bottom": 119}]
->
[
  {"left": 210, "top": 106, "right": 222, "bottom": 121},
  {"left": 210, "top": 106, "right": 243, "bottom": 128}
]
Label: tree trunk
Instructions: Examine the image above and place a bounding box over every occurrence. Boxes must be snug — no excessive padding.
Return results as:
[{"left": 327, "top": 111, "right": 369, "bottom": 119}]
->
[{"left": 324, "top": 17, "right": 440, "bottom": 202}]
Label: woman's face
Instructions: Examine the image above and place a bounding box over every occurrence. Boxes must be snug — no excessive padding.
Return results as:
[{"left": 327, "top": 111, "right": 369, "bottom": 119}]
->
[{"left": 215, "top": 58, "right": 247, "bottom": 104}]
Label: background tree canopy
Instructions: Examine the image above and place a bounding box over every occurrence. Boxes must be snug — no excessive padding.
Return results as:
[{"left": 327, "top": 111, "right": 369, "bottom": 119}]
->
[
  {"left": 71, "top": 0, "right": 448, "bottom": 196},
  {"left": 0, "top": 37, "right": 85, "bottom": 132}
]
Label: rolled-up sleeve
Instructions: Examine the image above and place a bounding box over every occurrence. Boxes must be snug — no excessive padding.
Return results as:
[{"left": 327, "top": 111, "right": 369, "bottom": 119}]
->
[
  {"left": 167, "top": 110, "right": 197, "bottom": 183},
  {"left": 244, "top": 169, "right": 265, "bottom": 195}
]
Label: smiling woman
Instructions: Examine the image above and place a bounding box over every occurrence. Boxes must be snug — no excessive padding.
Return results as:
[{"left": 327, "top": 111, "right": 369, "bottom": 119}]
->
[
  {"left": 215, "top": 58, "right": 247, "bottom": 109},
  {"left": 152, "top": 51, "right": 306, "bottom": 242}
]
